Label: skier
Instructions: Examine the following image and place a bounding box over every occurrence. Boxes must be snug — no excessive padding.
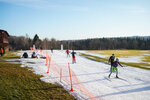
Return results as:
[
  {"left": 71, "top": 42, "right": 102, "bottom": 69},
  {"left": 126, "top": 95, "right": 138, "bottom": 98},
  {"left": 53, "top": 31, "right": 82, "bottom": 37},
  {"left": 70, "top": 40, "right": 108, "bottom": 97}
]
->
[
  {"left": 108, "top": 58, "right": 123, "bottom": 78},
  {"left": 66, "top": 49, "right": 70, "bottom": 57},
  {"left": 0, "top": 48, "right": 4, "bottom": 56},
  {"left": 51, "top": 47, "right": 53, "bottom": 53},
  {"left": 108, "top": 54, "right": 115, "bottom": 71},
  {"left": 71, "top": 50, "right": 76, "bottom": 64}
]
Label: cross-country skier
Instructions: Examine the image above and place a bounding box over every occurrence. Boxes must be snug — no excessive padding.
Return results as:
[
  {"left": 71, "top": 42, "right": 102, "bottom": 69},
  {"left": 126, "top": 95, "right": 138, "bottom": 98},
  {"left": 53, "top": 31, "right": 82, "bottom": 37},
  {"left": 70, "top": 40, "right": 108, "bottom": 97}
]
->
[
  {"left": 66, "top": 49, "right": 70, "bottom": 57},
  {"left": 108, "top": 54, "right": 115, "bottom": 71},
  {"left": 108, "top": 58, "right": 123, "bottom": 78},
  {"left": 71, "top": 50, "right": 76, "bottom": 64}
]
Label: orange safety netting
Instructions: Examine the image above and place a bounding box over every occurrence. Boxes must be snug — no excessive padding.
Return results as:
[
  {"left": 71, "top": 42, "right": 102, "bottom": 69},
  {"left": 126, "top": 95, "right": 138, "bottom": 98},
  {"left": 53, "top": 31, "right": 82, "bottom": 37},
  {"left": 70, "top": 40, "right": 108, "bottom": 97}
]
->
[{"left": 37, "top": 50, "right": 101, "bottom": 100}]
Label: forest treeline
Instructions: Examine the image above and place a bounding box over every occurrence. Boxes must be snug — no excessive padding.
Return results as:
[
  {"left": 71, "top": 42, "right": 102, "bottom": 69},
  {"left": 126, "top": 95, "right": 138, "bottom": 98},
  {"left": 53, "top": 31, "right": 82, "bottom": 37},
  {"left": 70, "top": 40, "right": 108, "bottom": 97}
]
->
[{"left": 9, "top": 34, "right": 150, "bottom": 50}]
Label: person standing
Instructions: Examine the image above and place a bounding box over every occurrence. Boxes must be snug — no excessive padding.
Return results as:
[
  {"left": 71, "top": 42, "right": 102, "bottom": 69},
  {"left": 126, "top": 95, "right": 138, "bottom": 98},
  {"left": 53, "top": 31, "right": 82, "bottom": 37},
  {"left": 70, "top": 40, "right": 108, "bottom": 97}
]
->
[
  {"left": 66, "top": 49, "right": 70, "bottom": 57},
  {"left": 108, "top": 54, "right": 115, "bottom": 71},
  {"left": 51, "top": 47, "right": 53, "bottom": 53},
  {"left": 108, "top": 58, "right": 123, "bottom": 78},
  {"left": 0, "top": 48, "right": 4, "bottom": 56},
  {"left": 71, "top": 50, "right": 76, "bottom": 64}
]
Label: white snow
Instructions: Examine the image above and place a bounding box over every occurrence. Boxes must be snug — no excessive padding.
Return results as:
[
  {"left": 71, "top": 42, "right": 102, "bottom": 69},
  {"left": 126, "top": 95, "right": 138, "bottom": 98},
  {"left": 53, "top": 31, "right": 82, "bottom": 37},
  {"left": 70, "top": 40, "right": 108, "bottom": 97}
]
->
[
  {"left": 119, "top": 56, "right": 143, "bottom": 63},
  {"left": 12, "top": 50, "right": 150, "bottom": 100}
]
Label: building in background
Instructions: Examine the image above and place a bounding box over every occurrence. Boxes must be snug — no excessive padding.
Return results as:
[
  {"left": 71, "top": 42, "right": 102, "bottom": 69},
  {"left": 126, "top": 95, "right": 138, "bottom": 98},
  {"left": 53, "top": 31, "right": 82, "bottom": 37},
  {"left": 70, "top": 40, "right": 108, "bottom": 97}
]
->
[{"left": 0, "top": 29, "right": 10, "bottom": 51}]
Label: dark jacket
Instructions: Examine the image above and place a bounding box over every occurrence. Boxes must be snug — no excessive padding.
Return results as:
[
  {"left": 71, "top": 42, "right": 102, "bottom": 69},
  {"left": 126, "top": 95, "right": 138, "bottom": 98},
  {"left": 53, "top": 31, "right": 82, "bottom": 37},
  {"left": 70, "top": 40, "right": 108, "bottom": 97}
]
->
[
  {"left": 113, "top": 61, "right": 123, "bottom": 67},
  {"left": 109, "top": 56, "right": 115, "bottom": 63},
  {"left": 23, "top": 52, "right": 28, "bottom": 58},
  {"left": 71, "top": 51, "right": 76, "bottom": 57}
]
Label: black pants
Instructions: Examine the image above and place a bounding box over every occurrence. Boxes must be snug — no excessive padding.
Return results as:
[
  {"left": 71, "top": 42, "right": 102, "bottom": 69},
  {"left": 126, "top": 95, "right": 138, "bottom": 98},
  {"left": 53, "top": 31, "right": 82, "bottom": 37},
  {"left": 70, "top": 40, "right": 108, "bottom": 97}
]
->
[
  {"left": 110, "top": 62, "right": 114, "bottom": 71},
  {"left": 0, "top": 53, "right": 3, "bottom": 56}
]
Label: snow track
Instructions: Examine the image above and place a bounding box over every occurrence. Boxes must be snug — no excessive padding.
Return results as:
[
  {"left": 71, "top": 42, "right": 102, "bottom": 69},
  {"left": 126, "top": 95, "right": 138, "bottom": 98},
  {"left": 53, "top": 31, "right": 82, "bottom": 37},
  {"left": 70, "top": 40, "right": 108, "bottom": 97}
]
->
[{"left": 17, "top": 50, "right": 150, "bottom": 100}]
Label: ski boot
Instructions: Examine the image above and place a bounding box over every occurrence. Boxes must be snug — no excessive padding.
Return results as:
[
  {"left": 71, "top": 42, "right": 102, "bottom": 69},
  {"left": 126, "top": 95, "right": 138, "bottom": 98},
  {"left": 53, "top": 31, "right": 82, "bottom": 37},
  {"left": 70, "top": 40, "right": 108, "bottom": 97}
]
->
[{"left": 108, "top": 74, "right": 111, "bottom": 78}]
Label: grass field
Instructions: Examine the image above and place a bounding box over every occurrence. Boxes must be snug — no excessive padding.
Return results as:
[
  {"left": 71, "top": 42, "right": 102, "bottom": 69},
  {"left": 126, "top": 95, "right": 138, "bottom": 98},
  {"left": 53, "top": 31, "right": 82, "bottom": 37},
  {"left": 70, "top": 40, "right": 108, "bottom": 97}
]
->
[
  {"left": 80, "top": 50, "right": 150, "bottom": 70},
  {"left": 0, "top": 51, "right": 20, "bottom": 59},
  {"left": 0, "top": 52, "right": 76, "bottom": 100}
]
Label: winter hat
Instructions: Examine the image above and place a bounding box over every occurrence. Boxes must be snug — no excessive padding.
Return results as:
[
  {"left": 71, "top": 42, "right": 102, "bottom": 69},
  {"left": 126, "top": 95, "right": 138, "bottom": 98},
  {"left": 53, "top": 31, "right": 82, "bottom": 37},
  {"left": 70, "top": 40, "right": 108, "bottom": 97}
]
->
[{"left": 116, "top": 58, "right": 119, "bottom": 61}]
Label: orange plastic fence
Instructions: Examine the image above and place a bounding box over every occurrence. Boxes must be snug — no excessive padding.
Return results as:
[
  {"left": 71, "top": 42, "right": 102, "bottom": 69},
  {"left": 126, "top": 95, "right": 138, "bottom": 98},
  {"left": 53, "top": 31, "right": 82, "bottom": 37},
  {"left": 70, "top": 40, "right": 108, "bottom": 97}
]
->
[{"left": 36, "top": 50, "right": 101, "bottom": 100}]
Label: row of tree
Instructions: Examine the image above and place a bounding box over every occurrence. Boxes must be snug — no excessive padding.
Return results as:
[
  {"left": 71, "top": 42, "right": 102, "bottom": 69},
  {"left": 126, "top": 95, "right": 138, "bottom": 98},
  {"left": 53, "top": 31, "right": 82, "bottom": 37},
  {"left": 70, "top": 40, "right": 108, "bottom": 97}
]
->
[
  {"left": 8, "top": 34, "right": 60, "bottom": 50},
  {"left": 8, "top": 34, "right": 150, "bottom": 50},
  {"left": 64, "top": 37, "right": 150, "bottom": 50}
]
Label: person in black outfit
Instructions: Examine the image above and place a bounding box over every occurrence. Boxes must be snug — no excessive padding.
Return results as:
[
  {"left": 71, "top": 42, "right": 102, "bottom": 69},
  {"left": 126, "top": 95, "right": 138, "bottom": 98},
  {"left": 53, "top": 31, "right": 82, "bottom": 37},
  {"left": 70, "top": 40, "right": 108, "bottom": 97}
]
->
[
  {"left": 22, "top": 52, "right": 28, "bottom": 58},
  {"left": 108, "top": 54, "right": 115, "bottom": 71},
  {"left": 71, "top": 50, "right": 76, "bottom": 64},
  {"left": 51, "top": 47, "right": 53, "bottom": 53}
]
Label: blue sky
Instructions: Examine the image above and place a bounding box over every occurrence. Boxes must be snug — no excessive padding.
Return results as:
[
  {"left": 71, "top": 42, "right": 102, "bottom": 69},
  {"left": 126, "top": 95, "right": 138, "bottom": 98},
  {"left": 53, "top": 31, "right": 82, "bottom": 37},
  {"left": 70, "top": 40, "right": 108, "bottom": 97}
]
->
[{"left": 0, "top": 0, "right": 150, "bottom": 40}]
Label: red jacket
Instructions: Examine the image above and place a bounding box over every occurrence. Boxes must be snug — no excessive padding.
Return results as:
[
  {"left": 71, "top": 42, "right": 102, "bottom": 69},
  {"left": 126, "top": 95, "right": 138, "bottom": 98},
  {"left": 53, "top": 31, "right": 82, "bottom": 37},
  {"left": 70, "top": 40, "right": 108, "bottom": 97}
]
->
[
  {"left": 66, "top": 50, "right": 69, "bottom": 53},
  {"left": 1, "top": 48, "right": 3, "bottom": 53}
]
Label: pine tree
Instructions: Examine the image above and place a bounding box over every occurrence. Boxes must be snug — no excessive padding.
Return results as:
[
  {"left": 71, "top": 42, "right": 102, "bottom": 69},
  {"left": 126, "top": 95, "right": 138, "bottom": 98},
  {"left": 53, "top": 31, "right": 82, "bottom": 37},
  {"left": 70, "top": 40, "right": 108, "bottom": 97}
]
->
[{"left": 32, "top": 34, "right": 41, "bottom": 49}]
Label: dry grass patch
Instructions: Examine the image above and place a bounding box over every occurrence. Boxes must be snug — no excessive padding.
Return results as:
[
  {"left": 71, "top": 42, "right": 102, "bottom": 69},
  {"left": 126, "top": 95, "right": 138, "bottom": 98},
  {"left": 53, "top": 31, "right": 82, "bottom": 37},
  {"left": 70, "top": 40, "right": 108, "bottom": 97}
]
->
[{"left": 81, "top": 50, "right": 150, "bottom": 70}]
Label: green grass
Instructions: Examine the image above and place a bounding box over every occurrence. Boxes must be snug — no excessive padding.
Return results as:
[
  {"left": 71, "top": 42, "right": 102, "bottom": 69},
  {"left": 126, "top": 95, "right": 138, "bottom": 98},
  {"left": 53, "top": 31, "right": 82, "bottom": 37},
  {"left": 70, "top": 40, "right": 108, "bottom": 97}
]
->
[
  {"left": 87, "top": 50, "right": 150, "bottom": 63},
  {"left": 0, "top": 51, "right": 20, "bottom": 59},
  {"left": 142, "top": 55, "right": 150, "bottom": 63},
  {"left": 121, "top": 62, "right": 150, "bottom": 70},
  {"left": 80, "top": 52, "right": 150, "bottom": 70},
  {"left": 87, "top": 50, "right": 150, "bottom": 57},
  {"left": 0, "top": 52, "right": 76, "bottom": 100},
  {"left": 80, "top": 53, "right": 108, "bottom": 64}
]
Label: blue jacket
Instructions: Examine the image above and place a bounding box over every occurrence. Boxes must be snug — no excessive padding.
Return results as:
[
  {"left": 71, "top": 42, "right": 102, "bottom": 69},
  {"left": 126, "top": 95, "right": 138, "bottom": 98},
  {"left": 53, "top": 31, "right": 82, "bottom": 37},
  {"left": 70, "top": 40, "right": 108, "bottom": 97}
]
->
[{"left": 113, "top": 61, "right": 123, "bottom": 67}]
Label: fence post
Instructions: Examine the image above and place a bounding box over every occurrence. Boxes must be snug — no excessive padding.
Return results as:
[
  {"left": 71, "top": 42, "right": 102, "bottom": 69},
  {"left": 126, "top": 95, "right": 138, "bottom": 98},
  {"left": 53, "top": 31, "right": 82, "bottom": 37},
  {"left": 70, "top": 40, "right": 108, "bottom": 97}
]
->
[
  {"left": 47, "top": 55, "right": 51, "bottom": 74},
  {"left": 45, "top": 51, "right": 48, "bottom": 66},
  {"left": 68, "top": 62, "right": 74, "bottom": 92},
  {"left": 60, "top": 68, "right": 62, "bottom": 82}
]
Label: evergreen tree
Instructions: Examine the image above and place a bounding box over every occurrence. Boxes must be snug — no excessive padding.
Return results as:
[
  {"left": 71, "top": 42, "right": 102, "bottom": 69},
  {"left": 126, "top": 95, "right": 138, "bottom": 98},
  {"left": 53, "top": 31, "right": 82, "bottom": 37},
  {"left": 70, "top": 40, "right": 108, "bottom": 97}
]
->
[{"left": 32, "top": 34, "right": 41, "bottom": 49}]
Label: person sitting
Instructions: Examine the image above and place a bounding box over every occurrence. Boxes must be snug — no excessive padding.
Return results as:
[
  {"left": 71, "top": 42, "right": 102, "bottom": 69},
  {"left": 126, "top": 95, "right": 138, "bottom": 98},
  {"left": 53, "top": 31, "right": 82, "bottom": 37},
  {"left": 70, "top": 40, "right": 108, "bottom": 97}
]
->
[
  {"left": 32, "top": 52, "right": 37, "bottom": 58},
  {"left": 0, "top": 48, "right": 4, "bottom": 56},
  {"left": 22, "top": 52, "right": 28, "bottom": 58}
]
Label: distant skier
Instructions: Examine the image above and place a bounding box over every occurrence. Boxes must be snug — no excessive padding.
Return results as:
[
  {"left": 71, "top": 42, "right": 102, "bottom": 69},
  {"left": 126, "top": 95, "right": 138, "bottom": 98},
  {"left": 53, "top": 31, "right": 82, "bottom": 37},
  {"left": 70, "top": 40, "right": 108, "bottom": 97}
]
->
[
  {"left": 51, "top": 47, "right": 53, "bottom": 53},
  {"left": 108, "top": 58, "right": 123, "bottom": 78},
  {"left": 71, "top": 50, "right": 76, "bottom": 64},
  {"left": 66, "top": 49, "right": 70, "bottom": 57},
  {"left": 108, "top": 54, "right": 115, "bottom": 71}
]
